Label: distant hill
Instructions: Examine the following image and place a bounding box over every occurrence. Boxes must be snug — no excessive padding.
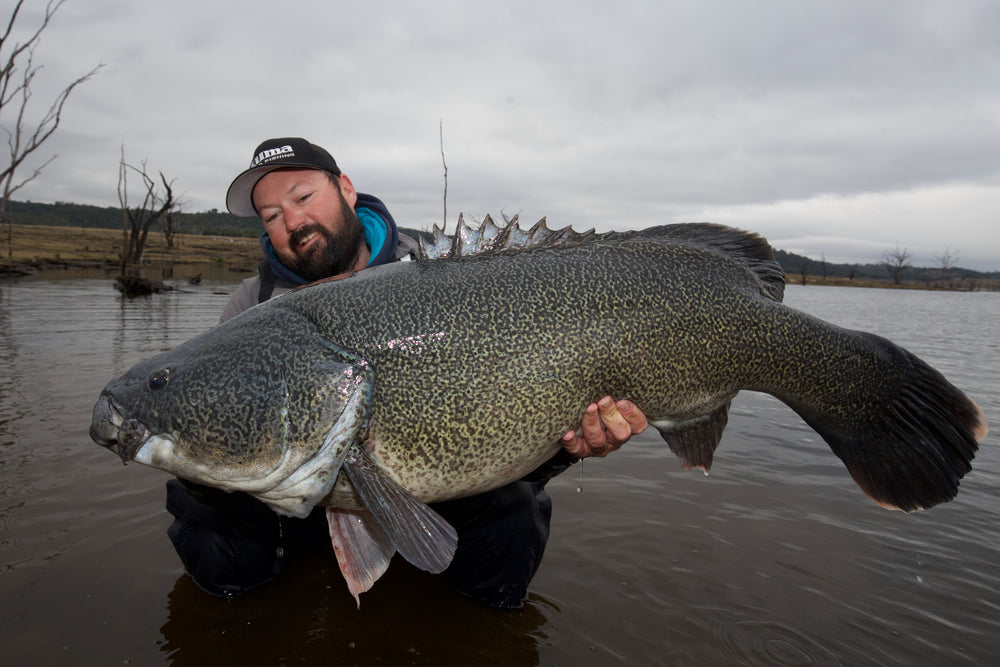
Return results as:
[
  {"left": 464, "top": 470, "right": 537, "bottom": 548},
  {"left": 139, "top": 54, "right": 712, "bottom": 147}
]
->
[{"left": 6, "top": 200, "right": 998, "bottom": 288}]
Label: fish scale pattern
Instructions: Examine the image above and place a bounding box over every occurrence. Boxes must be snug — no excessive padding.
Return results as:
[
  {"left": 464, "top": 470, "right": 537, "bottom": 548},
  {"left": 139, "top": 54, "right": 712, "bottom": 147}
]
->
[{"left": 93, "top": 217, "right": 983, "bottom": 517}]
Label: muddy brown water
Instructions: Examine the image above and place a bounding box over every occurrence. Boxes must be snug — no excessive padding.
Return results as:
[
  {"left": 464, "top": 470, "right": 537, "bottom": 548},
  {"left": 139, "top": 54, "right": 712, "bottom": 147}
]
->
[{"left": 1, "top": 269, "right": 998, "bottom": 665}]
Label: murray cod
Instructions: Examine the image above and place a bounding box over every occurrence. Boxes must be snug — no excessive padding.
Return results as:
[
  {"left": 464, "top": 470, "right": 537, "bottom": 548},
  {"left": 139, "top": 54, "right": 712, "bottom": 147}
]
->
[{"left": 90, "top": 219, "right": 987, "bottom": 604}]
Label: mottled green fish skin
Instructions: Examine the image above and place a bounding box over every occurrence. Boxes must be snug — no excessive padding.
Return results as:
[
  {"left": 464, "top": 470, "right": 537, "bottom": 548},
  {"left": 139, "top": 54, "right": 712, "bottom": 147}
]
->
[
  {"left": 292, "top": 234, "right": 771, "bottom": 500},
  {"left": 93, "top": 223, "right": 984, "bottom": 514}
]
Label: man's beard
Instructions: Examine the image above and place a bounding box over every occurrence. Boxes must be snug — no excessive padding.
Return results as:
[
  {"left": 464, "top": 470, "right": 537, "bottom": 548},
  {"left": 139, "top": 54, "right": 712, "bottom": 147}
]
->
[{"left": 284, "top": 197, "right": 365, "bottom": 282}]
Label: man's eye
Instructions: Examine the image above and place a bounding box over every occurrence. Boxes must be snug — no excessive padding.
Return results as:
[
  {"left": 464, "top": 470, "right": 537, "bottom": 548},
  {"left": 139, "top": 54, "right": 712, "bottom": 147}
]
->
[{"left": 298, "top": 192, "right": 312, "bottom": 203}]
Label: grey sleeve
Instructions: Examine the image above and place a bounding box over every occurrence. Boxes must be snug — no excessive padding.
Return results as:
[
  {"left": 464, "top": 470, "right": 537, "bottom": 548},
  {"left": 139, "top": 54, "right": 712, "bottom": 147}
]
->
[
  {"left": 396, "top": 232, "right": 419, "bottom": 260},
  {"left": 220, "top": 276, "right": 262, "bottom": 323}
]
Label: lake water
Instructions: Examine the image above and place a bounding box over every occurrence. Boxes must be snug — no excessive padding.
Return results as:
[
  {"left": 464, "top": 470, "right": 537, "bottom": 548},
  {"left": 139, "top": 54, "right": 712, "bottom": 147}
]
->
[{"left": 1, "top": 269, "right": 998, "bottom": 666}]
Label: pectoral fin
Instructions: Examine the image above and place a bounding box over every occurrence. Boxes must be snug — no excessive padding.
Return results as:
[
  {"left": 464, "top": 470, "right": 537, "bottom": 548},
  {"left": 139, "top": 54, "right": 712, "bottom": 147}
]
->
[
  {"left": 326, "top": 507, "right": 395, "bottom": 608},
  {"left": 652, "top": 402, "right": 731, "bottom": 473},
  {"left": 342, "top": 444, "right": 458, "bottom": 576}
]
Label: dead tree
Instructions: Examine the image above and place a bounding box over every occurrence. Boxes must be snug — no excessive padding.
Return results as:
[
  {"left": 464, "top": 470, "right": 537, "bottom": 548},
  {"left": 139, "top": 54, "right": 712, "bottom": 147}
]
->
[
  {"left": 162, "top": 196, "right": 187, "bottom": 249},
  {"left": 882, "top": 244, "right": 912, "bottom": 286},
  {"left": 0, "top": 0, "right": 102, "bottom": 263},
  {"left": 934, "top": 246, "right": 959, "bottom": 288},
  {"left": 163, "top": 208, "right": 177, "bottom": 248},
  {"left": 117, "top": 146, "right": 175, "bottom": 274}
]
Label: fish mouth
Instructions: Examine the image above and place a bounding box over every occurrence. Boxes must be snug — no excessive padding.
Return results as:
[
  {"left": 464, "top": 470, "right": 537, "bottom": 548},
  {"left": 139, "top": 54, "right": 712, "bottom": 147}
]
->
[{"left": 89, "top": 394, "right": 151, "bottom": 465}]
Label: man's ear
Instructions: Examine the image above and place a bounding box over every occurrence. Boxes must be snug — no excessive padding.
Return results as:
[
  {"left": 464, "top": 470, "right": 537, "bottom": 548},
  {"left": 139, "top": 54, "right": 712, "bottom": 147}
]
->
[{"left": 337, "top": 173, "right": 359, "bottom": 208}]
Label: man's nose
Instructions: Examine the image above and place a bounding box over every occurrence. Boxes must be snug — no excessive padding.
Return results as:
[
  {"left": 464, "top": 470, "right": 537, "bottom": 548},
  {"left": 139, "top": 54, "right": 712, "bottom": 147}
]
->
[{"left": 284, "top": 206, "right": 308, "bottom": 230}]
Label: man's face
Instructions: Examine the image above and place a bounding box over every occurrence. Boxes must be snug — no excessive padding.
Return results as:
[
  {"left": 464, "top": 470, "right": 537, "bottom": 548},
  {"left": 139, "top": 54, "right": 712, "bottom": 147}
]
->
[{"left": 252, "top": 168, "right": 365, "bottom": 282}]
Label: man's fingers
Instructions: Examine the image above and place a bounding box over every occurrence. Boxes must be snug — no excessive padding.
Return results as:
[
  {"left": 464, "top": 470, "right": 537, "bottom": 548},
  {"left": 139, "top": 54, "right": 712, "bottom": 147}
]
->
[
  {"left": 579, "top": 401, "right": 606, "bottom": 446},
  {"left": 616, "top": 399, "right": 649, "bottom": 434},
  {"left": 561, "top": 430, "right": 589, "bottom": 458},
  {"left": 595, "top": 396, "right": 632, "bottom": 446},
  {"left": 562, "top": 402, "right": 613, "bottom": 458},
  {"left": 559, "top": 397, "right": 649, "bottom": 459}
]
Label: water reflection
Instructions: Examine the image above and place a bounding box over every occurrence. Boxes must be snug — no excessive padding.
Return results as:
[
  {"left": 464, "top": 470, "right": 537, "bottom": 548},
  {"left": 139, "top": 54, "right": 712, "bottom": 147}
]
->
[
  {"left": 161, "top": 555, "right": 548, "bottom": 665},
  {"left": 0, "top": 285, "right": 18, "bottom": 450},
  {"left": 112, "top": 288, "right": 183, "bottom": 375}
]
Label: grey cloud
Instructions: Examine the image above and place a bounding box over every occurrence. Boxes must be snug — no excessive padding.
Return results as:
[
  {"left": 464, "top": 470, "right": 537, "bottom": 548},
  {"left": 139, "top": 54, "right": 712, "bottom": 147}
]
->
[{"left": 7, "top": 0, "right": 999, "bottom": 270}]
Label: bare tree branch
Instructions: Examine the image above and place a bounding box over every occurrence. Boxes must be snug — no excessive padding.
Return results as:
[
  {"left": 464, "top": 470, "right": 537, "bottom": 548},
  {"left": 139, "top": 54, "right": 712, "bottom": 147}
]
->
[
  {"left": 934, "top": 246, "right": 960, "bottom": 288},
  {"left": 934, "top": 246, "right": 959, "bottom": 272},
  {"left": 1, "top": 0, "right": 102, "bottom": 262},
  {"left": 117, "top": 146, "right": 177, "bottom": 274},
  {"left": 882, "top": 244, "right": 912, "bottom": 286}
]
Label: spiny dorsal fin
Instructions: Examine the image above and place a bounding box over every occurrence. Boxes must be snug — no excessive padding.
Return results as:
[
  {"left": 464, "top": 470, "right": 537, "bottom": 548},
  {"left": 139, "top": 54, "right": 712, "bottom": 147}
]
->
[
  {"left": 414, "top": 218, "right": 785, "bottom": 303},
  {"left": 415, "top": 214, "right": 597, "bottom": 259}
]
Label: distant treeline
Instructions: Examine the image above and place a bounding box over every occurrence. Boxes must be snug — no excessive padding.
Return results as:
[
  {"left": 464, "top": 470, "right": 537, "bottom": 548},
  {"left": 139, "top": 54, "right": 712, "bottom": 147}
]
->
[
  {"left": 771, "top": 249, "right": 998, "bottom": 285},
  {"left": 10, "top": 200, "right": 265, "bottom": 238},
  {"left": 8, "top": 199, "right": 435, "bottom": 246},
  {"left": 7, "top": 200, "right": 998, "bottom": 285}
]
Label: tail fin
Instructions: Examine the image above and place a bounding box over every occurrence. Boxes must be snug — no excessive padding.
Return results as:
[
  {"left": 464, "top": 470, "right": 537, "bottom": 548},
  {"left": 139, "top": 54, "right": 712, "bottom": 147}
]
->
[{"left": 786, "top": 332, "right": 986, "bottom": 512}]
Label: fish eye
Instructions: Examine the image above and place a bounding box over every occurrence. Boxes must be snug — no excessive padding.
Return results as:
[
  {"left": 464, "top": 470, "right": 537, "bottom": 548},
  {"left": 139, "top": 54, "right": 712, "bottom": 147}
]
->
[{"left": 149, "top": 369, "right": 171, "bottom": 390}]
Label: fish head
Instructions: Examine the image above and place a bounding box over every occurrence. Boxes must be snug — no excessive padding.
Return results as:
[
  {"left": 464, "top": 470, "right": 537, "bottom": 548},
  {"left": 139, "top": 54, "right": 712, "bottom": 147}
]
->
[{"left": 89, "top": 313, "right": 371, "bottom": 517}]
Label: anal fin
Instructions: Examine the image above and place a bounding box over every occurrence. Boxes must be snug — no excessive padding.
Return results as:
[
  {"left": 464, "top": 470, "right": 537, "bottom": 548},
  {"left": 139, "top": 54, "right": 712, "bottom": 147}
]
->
[
  {"left": 342, "top": 444, "right": 458, "bottom": 576},
  {"left": 326, "top": 507, "right": 395, "bottom": 608},
  {"left": 652, "top": 402, "right": 731, "bottom": 473}
]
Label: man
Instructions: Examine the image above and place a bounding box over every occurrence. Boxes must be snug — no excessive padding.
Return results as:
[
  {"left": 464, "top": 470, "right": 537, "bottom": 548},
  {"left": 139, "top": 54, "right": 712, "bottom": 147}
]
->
[{"left": 166, "top": 137, "right": 648, "bottom": 607}]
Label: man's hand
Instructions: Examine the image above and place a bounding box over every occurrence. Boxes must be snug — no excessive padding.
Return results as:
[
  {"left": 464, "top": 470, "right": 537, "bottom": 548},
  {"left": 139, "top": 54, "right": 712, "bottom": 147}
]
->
[{"left": 561, "top": 396, "right": 649, "bottom": 458}]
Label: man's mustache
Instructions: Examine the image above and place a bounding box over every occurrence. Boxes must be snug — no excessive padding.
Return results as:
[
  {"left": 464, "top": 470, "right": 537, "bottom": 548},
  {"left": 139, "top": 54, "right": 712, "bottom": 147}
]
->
[{"left": 290, "top": 224, "right": 326, "bottom": 249}]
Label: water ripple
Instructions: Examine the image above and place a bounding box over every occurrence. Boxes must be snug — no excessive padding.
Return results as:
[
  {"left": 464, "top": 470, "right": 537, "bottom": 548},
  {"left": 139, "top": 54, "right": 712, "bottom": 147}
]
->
[{"left": 1, "top": 274, "right": 999, "bottom": 664}]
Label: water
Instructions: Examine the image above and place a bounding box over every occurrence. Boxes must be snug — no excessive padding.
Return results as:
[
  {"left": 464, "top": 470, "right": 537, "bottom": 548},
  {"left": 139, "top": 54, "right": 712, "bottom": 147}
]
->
[{"left": 1, "top": 274, "right": 997, "bottom": 665}]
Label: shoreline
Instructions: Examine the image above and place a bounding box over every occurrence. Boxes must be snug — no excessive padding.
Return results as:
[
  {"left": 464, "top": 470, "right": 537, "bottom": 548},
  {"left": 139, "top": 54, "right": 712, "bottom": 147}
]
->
[
  {"left": 1, "top": 224, "right": 994, "bottom": 291},
  {"left": 0, "top": 224, "right": 261, "bottom": 277}
]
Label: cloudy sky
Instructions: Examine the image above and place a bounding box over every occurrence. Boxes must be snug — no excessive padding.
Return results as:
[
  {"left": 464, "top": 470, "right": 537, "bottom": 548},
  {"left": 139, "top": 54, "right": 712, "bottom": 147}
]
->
[{"left": 7, "top": 0, "right": 1000, "bottom": 270}]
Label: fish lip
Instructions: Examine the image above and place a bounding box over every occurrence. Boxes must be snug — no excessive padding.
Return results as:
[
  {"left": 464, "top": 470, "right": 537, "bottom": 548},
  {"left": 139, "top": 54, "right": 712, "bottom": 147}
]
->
[{"left": 90, "top": 394, "right": 151, "bottom": 465}]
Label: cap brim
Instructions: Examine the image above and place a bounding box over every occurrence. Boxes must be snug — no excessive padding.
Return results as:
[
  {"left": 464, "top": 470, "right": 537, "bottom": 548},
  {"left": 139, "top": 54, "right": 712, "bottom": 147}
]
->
[
  {"left": 226, "top": 161, "right": 337, "bottom": 217},
  {"left": 225, "top": 165, "right": 284, "bottom": 217}
]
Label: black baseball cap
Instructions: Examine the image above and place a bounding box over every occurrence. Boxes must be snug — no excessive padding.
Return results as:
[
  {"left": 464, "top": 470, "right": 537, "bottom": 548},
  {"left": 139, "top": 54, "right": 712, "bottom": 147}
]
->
[{"left": 225, "top": 137, "right": 341, "bottom": 217}]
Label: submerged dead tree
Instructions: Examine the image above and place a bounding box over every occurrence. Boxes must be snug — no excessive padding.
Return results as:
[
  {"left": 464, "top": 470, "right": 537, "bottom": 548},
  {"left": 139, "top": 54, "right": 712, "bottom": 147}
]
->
[
  {"left": 117, "top": 146, "right": 176, "bottom": 268},
  {"left": 116, "top": 146, "right": 176, "bottom": 296},
  {"left": 162, "top": 207, "right": 178, "bottom": 249}
]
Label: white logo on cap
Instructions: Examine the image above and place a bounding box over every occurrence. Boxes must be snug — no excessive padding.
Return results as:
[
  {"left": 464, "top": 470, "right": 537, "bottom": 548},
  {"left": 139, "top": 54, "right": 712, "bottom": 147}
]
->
[{"left": 252, "top": 145, "right": 294, "bottom": 166}]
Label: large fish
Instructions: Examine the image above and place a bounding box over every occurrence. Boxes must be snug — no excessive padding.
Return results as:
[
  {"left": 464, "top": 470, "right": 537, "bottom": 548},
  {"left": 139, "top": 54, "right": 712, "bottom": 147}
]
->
[{"left": 90, "top": 219, "right": 987, "bottom": 603}]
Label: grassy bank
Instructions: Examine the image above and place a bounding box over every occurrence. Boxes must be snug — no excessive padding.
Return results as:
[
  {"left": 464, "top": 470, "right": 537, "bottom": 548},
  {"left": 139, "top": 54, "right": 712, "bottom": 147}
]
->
[
  {"left": 0, "top": 224, "right": 261, "bottom": 272},
  {"left": 2, "top": 223, "right": 996, "bottom": 290}
]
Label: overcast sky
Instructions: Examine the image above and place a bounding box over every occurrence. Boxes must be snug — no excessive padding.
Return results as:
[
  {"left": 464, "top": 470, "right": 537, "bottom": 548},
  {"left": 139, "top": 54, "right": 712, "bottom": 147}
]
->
[{"left": 7, "top": 0, "right": 1000, "bottom": 270}]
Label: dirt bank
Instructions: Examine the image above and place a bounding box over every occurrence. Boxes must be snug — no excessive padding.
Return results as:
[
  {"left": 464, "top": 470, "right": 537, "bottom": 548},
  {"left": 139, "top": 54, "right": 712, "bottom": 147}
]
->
[{"left": 1, "top": 224, "right": 261, "bottom": 274}]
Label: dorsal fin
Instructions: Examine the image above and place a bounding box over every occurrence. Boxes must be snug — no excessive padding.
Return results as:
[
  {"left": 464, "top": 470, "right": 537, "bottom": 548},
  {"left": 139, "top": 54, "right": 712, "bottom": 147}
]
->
[
  {"left": 630, "top": 223, "right": 786, "bottom": 302},
  {"left": 415, "top": 214, "right": 597, "bottom": 259},
  {"left": 415, "top": 218, "right": 785, "bottom": 302}
]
